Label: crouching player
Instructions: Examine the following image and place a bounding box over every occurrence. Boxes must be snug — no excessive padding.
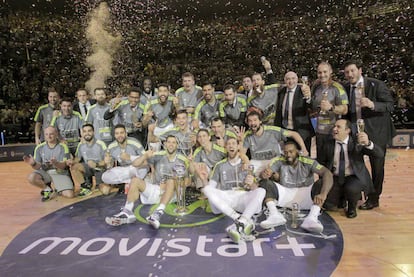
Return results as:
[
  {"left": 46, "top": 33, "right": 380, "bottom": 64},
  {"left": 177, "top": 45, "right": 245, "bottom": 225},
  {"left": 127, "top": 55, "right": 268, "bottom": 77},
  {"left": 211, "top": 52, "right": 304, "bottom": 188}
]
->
[{"left": 259, "top": 140, "right": 333, "bottom": 233}]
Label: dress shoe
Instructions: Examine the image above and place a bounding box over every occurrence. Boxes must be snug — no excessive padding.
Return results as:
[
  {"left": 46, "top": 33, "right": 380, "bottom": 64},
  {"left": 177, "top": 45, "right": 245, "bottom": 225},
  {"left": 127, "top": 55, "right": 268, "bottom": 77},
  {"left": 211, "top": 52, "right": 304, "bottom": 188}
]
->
[
  {"left": 346, "top": 207, "right": 357, "bottom": 218},
  {"left": 346, "top": 202, "right": 357, "bottom": 218},
  {"left": 359, "top": 200, "right": 379, "bottom": 210}
]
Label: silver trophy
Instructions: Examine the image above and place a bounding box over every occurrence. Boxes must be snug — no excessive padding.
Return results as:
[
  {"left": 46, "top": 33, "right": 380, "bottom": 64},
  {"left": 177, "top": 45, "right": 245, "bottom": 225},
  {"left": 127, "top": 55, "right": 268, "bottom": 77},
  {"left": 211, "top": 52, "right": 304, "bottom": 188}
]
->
[
  {"left": 357, "top": 119, "right": 365, "bottom": 133},
  {"left": 319, "top": 90, "right": 329, "bottom": 115},
  {"left": 173, "top": 164, "right": 188, "bottom": 215},
  {"left": 291, "top": 202, "right": 299, "bottom": 229}
]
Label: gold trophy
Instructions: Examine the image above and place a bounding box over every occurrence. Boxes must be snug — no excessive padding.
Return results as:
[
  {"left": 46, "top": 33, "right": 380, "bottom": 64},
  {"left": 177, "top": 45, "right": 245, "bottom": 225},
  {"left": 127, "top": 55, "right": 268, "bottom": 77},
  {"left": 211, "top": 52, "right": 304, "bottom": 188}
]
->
[{"left": 173, "top": 164, "right": 188, "bottom": 215}]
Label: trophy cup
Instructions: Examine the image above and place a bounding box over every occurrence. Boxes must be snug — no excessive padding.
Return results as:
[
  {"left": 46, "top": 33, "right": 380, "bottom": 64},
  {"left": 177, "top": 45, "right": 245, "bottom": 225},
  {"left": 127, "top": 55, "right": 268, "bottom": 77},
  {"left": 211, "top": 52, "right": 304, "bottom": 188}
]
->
[
  {"left": 291, "top": 202, "right": 299, "bottom": 229},
  {"left": 173, "top": 164, "right": 188, "bottom": 215},
  {"left": 319, "top": 90, "right": 329, "bottom": 115},
  {"left": 357, "top": 119, "right": 365, "bottom": 133},
  {"left": 357, "top": 83, "right": 365, "bottom": 98},
  {"left": 301, "top": 76, "right": 310, "bottom": 100}
]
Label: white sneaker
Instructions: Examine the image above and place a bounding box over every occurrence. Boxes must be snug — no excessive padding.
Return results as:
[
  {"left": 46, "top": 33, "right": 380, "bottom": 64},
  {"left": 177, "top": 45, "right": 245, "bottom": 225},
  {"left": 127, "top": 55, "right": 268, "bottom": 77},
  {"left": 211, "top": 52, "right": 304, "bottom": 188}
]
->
[
  {"left": 105, "top": 209, "right": 136, "bottom": 226},
  {"left": 300, "top": 217, "right": 323, "bottom": 233},
  {"left": 146, "top": 209, "right": 164, "bottom": 229},
  {"left": 236, "top": 217, "right": 255, "bottom": 236},
  {"left": 226, "top": 224, "right": 241, "bottom": 244},
  {"left": 260, "top": 212, "right": 287, "bottom": 229}
]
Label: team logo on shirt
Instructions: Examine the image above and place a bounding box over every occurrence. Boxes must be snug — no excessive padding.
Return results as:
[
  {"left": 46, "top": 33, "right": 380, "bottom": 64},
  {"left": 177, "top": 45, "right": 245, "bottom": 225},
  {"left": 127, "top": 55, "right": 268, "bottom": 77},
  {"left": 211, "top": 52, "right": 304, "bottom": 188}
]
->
[{"left": 0, "top": 195, "right": 343, "bottom": 276}]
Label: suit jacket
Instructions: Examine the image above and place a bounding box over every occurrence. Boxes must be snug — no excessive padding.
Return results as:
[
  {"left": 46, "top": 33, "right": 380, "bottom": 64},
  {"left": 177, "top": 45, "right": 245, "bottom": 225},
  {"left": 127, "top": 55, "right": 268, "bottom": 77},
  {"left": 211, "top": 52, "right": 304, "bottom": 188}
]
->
[
  {"left": 317, "top": 135, "right": 384, "bottom": 193},
  {"left": 73, "top": 100, "right": 96, "bottom": 115},
  {"left": 274, "top": 86, "right": 315, "bottom": 142},
  {"left": 344, "top": 77, "right": 396, "bottom": 146}
]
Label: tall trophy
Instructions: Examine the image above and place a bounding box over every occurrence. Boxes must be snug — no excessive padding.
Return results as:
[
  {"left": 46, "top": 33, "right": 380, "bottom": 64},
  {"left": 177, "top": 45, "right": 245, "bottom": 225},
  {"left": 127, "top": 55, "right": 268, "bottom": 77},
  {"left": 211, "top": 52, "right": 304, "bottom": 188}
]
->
[{"left": 173, "top": 164, "right": 188, "bottom": 215}]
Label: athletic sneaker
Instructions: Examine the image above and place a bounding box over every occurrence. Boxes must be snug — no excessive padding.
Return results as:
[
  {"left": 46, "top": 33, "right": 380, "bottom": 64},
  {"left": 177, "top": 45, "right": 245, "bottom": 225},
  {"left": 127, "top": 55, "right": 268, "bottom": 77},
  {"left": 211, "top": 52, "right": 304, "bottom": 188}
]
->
[
  {"left": 235, "top": 217, "right": 255, "bottom": 236},
  {"left": 41, "top": 190, "right": 57, "bottom": 202},
  {"left": 300, "top": 217, "right": 323, "bottom": 233},
  {"left": 146, "top": 209, "right": 164, "bottom": 229},
  {"left": 260, "top": 211, "right": 287, "bottom": 229},
  {"left": 105, "top": 209, "right": 136, "bottom": 226},
  {"left": 226, "top": 224, "right": 241, "bottom": 244},
  {"left": 226, "top": 218, "right": 255, "bottom": 244},
  {"left": 78, "top": 187, "right": 92, "bottom": 197}
]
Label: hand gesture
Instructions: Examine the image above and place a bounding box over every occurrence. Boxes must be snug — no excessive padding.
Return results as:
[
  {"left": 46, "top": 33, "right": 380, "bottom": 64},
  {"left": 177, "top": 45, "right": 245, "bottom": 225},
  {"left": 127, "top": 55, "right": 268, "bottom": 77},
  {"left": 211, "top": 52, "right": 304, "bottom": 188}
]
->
[
  {"left": 313, "top": 193, "right": 327, "bottom": 206},
  {"left": 111, "top": 93, "right": 123, "bottom": 110},
  {"left": 23, "top": 154, "right": 35, "bottom": 165},
  {"left": 357, "top": 131, "right": 370, "bottom": 146},
  {"left": 361, "top": 97, "right": 374, "bottom": 109},
  {"left": 261, "top": 167, "right": 273, "bottom": 179},
  {"left": 301, "top": 84, "right": 311, "bottom": 99}
]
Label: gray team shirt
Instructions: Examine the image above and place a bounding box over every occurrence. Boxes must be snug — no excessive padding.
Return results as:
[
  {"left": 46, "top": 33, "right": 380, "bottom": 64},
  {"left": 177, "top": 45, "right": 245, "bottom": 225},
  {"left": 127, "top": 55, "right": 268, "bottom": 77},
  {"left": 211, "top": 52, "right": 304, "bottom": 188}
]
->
[
  {"left": 85, "top": 103, "right": 113, "bottom": 143},
  {"left": 311, "top": 81, "right": 348, "bottom": 135},
  {"left": 269, "top": 156, "right": 323, "bottom": 188},
  {"left": 247, "top": 84, "right": 279, "bottom": 123},
  {"left": 144, "top": 96, "right": 175, "bottom": 128},
  {"left": 107, "top": 137, "right": 145, "bottom": 166},
  {"left": 219, "top": 94, "right": 247, "bottom": 125},
  {"left": 175, "top": 87, "right": 203, "bottom": 110},
  {"left": 51, "top": 112, "right": 83, "bottom": 152},
  {"left": 193, "top": 143, "right": 227, "bottom": 169},
  {"left": 243, "top": 126, "right": 288, "bottom": 160},
  {"left": 112, "top": 100, "right": 145, "bottom": 134},
  {"left": 159, "top": 127, "right": 195, "bottom": 156},
  {"left": 33, "top": 141, "right": 71, "bottom": 174},
  {"left": 147, "top": 151, "right": 189, "bottom": 184},
  {"left": 34, "top": 104, "right": 55, "bottom": 141},
  {"left": 75, "top": 139, "right": 107, "bottom": 163},
  {"left": 210, "top": 158, "right": 248, "bottom": 190}
]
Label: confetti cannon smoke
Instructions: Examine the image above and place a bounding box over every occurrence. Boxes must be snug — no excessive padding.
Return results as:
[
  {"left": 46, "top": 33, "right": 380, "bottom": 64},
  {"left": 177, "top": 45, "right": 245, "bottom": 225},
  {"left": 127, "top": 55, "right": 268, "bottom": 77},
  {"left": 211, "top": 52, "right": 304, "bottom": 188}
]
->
[{"left": 85, "top": 2, "right": 121, "bottom": 93}]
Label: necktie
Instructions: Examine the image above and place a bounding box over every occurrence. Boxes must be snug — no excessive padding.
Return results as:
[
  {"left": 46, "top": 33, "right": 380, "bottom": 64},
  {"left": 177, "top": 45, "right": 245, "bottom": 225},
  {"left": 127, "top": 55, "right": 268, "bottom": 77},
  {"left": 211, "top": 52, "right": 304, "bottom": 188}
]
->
[
  {"left": 282, "top": 90, "right": 291, "bottom": 128},
  {"left": 350, "top": 86, "right": 356, "bottom": 119},
  {"left": 338, "top": 142, "right": 345, "bottom": 185},
  {"left": 82, "top": 104, "right": 88, "bottom": 118}
]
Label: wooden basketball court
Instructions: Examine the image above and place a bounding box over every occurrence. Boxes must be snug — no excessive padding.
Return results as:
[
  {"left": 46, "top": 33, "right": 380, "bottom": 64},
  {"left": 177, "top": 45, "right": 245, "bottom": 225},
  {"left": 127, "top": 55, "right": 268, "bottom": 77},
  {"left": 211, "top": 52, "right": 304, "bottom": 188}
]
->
[{"left": 0, "top": 148, "right": 413, "bottom": 276}]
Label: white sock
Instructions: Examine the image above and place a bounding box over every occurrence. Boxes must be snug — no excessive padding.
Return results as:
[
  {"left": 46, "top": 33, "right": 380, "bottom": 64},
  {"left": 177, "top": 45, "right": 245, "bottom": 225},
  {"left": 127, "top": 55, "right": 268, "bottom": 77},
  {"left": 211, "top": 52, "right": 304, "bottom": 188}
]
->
[
  {"left": 266, "top": 200, "right": 278, "bottom": 215},
  {"left": 124, "top": 201, "right": 134, "bottom": 212},
  {"left": 44, "top": 186, "right": 52, "bottom": 192},
  {"left": 309, "top": 205, "right": 321, "bottom": 218},
  {"left": 230, "top": 211, "right": 240, "bottom": 221},
  {"left": 157, "top": 203, "right": 166, "bottom": 211}
]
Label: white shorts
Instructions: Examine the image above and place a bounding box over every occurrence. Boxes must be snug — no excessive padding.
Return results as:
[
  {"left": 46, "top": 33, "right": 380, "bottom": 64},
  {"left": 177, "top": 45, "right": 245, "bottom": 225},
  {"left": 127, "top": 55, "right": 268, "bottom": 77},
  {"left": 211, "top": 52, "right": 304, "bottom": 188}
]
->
[
  {"left": 102, "top": 166, "right": 148, "bottom": 185},
  {"left": 154, "top": 123, "right": 174, "bottom": 137},
  {"left": 140, "top": 182, "right": 176, "bottom": 204},
  {"left": 250, "top": 159, "right": 271, "bottom": 176},
  {"left": 275, "top": 182, "right": 314, "bottom": 210}
]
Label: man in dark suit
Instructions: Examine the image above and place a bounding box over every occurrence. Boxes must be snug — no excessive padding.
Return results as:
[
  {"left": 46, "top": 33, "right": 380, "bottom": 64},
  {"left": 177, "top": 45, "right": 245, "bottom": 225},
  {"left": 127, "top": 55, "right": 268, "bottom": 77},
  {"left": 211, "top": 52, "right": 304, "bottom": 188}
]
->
[
  {"left": 73, "top": 88, "right": 96, "bottom": 119},
  {"left": 318, "top": 119, "right": 383, "bottom": 218},
  {"left": 274, "top": 71, "right": 315, "bottom": 153},
  {"left": 343, "top": 60, "right": 396, "bottom": 210}
]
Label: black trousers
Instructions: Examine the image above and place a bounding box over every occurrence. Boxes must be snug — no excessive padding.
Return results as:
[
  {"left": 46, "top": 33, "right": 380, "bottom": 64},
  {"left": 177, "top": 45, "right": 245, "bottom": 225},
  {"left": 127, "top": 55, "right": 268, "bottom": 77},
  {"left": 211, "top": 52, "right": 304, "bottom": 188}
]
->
[
  {"left": 326, "top": 175, "right": 362, "bottom": 207},
  {"left": 368, "top": 143, "right": 386, "bottom": 202}
]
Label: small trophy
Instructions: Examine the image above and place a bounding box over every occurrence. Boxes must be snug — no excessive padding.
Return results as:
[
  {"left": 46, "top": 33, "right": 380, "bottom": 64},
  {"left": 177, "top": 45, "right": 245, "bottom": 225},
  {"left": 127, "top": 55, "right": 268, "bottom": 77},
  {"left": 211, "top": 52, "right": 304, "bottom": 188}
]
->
[
  {"left": 319, "top": 91, "right": 329, "bottom": 115},
  {"left": 357, "top": 83, "right": 365, "bottom": 98},
  {"left": 357, "top": 119, "right": 365, "bottom": 133}
]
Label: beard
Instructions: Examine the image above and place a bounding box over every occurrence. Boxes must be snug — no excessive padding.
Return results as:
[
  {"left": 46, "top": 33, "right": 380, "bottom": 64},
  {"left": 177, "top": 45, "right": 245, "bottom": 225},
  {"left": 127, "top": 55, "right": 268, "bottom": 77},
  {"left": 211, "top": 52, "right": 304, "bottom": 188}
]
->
[
  {"left": 250, "top": 124, "right": 261, "bottom": 134},
  {"left": 84, "top": 135, "right": 93, "bottom": 142}
]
